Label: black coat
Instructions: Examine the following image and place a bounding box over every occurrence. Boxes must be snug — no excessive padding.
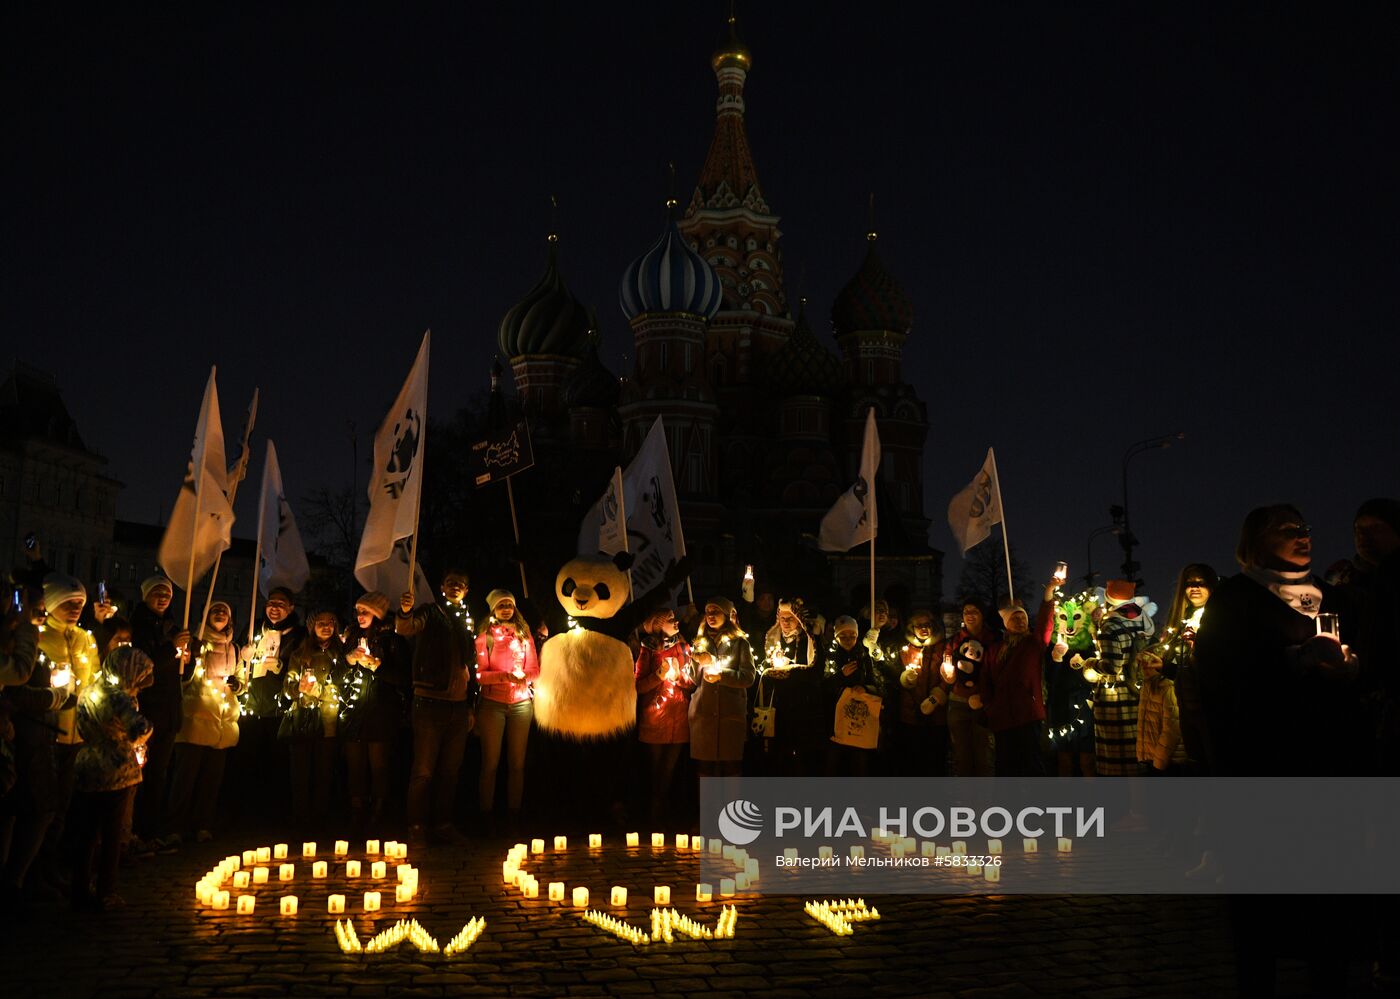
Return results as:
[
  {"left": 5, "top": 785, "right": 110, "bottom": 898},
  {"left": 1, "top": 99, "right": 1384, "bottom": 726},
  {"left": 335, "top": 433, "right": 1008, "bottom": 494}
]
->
[{"left": 130, "top": 602, "right": 184, "bottom": 735}]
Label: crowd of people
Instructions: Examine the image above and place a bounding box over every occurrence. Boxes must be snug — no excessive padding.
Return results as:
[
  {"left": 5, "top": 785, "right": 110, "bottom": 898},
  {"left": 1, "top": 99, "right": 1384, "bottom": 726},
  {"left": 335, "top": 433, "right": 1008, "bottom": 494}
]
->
[{"left": 0, "top": 498, "right": 1396, "bottom": 945}]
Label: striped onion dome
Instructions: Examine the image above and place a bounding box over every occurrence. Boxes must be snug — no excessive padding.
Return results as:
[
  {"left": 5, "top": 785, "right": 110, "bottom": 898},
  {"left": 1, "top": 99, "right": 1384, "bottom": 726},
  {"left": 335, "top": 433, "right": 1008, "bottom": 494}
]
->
[
  {"left": 619, "top": 212, "right": 724, "bottom": 322},
  {"left": 831, "top": 234, "right": 914, "bottom": 337},
  {"left": 498, "top": 237, "right": 592, "bottom": 358}
]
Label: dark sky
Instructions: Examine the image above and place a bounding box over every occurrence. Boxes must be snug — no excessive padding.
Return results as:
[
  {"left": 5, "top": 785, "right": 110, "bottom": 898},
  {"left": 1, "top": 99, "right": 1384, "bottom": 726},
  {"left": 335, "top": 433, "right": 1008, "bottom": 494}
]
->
[{"left": 7, "top": 2, "right": 1398, "bottom": 602}]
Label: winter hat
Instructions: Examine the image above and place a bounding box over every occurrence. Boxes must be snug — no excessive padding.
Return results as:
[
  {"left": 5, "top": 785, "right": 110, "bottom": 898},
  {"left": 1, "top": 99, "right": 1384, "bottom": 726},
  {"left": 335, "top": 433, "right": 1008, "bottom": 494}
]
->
[
  {"left": 43, "top": 573, "right": 86, "bottom": 612},
  {"left": 355, "top": 591, "right": 391, "bottom": 620},
  {"left": 1104, "top": 579, "right": 1136, "bottom": 605},
  {"left": 833, "top": 615, "right": 859, "bottom": 637},
  {"left": 1355, "top": 497, "right": 1400, "bottom": 535},
  {"left": 104, "top": 646, "right": 154, "bottom": 694},
  {"left": 208, "top": 600, "right": 232, "bottom": 616},
  {"left": 141, "top": 574, "right": 174, "bottom": 600},
  {"left": 997, "top": 599, "right": 1026, "bottom": 624},
  {"left": 485, "top": 589, "right": 516, "bottom": 613},
  {"left": 704, "top": 596, "right": 736, "bottom": 618}
]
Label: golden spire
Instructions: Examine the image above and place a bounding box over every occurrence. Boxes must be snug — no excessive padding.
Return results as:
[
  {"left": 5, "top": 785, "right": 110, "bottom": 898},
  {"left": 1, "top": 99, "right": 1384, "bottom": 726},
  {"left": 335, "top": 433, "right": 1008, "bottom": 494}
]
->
[
  {"left": 548, "top": 194, "right": 559, "bottom": 243},
  {"left": 711, "top": 2, "right": 752, "bottom": 72},
  {"left": 867, "top": 192, "right": 878, "bottom": 242}
]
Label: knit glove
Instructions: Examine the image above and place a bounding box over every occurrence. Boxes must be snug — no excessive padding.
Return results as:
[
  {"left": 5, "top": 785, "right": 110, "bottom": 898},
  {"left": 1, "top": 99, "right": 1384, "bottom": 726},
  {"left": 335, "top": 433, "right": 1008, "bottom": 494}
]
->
[
  {"left": 919, "top": 697, "right": 938, "bottom": 716},
  {"left": 899, "top": 667, "right": 920, "bottom": 690},
  {"left": 930, "top": 688, "right": 947, "bottom": 707},
  {"left": 968, "top": 694, "right": 984, "bottom": 711}
]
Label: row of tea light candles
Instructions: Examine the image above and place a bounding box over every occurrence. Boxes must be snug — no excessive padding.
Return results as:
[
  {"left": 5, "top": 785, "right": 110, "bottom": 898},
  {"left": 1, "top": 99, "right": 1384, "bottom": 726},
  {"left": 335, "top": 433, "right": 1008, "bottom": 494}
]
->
[
  {"left": 196, "top": 848, "right": 420, "bottom": 913},
  {"left": 504, "top": 837, "right": 760, "bottom": 907},
  {"left": 233, "top": 840, "right": 411, "bottom": 866}
]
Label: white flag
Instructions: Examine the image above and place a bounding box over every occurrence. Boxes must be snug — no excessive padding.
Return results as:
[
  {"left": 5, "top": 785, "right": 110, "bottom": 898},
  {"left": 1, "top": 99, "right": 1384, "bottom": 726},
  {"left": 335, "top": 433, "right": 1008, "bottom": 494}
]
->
[
  {"left": 355, "top": 331, "right": 432, "bottom": 601},
  {"left": 818, "top": 408, "right": 880, "bottom": 552},
  {"left": 256, "top": 440, "right": 310, "bottom": 596},
  {"left": 159, "top": 367, "right": 236, "bottom": 592},
  {"left": 598, "top": 466, "right": 627, "bottom": 555},
  {"left": 577, "top": 417, "right": 687, "bottom": 601},
  {"left": 227, "top": 388, "right": 260, "bottom": 488},
  {"left": 947, "top": 447, "right": 1003, "bottom": 554}
]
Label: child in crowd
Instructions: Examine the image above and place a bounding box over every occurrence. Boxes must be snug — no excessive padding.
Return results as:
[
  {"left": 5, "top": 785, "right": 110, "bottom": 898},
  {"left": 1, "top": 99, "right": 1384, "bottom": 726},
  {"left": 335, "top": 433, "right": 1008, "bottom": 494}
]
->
[
  {"left": 279, "top": 610, "right": 342, "bottom": 832},
  {"left": 168, "top": 601, "right": 240, "bottom": 844}
]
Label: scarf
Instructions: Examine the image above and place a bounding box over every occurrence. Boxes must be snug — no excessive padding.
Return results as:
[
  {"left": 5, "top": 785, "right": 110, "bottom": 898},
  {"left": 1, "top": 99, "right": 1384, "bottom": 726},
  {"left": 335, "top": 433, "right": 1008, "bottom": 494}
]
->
[{"left": 1243, "top": 566, "right": 1323, "bottom": 619}]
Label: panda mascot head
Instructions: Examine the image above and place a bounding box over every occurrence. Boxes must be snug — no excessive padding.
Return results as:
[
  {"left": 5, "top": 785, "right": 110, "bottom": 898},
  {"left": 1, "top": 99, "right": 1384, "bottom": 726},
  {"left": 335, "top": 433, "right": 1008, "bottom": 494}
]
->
[{"left": 532, "top": 552, "right": 640, "bottom": 740}]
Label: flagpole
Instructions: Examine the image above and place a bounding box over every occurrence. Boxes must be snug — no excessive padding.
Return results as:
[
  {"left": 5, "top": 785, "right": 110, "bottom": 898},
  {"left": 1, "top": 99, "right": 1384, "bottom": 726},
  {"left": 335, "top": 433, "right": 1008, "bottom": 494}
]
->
[
  {"left": 406, "top": 443, "right": 424, "bottom": 609},
  {"left": 248, "top": 443, "right": 269, "bottom": 648},
  {"left": 988, "top": 447, "right": 1015, "bottom": 605},
  {"left": 504, "top": 475, "right": 529, "bottom": 598},
  {"left": 183, "top": 480, "right": 200, "bottom": 631},
  {"left": 615, "top": 466, "right": 632, "bottom": 596}
]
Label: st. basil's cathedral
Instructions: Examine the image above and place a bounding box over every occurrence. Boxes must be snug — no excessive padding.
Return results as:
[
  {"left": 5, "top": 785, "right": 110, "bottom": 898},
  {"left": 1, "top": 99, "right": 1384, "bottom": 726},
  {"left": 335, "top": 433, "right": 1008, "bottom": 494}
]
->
[{"left": 493, "top": 15, "right": 940, "bottom": 611}]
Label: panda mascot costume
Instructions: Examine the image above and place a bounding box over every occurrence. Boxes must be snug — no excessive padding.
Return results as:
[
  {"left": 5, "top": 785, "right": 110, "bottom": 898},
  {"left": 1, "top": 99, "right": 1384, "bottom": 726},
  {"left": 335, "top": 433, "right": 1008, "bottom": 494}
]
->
[{"left": 531, "top": 550, "right": 688, "bottom": 826}]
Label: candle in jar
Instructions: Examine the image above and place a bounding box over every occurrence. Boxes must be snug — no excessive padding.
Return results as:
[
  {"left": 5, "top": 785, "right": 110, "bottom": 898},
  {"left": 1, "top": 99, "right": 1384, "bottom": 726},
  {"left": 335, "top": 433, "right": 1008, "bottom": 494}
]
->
[
  {"left": 252, "top": 867, "right": 269, "bottom": 884},
  {"left": 675, "top": 834, "right": 689, "bottom": 849},
  {"left": 334, "top": 840, "right": 349, "bottom": 856},
  {"left": 988, "top": 839, "right": 1003, "bottom": 855},
  {"left": 745, "top": 858, "right": 759, "bottom": 878},
  {"left": 921, "top": 842, "right": 936, "bottom": 857},
  {"left": 237, "top": 895, "right": 255, "bottom": 914},
  {"left": 530, "top": 838, "right": 545, "bottom": 854},
  {"left": 363, "top": 891, "right": 380, "bottom": 912},
  {"left": 708, "top": 838, "right": 723, "bottom": 854},
  {"left": 397, "top": 865, "right": 413, "bottom": 883},
  {"left": 279, "top": 896, "right": 298, "bottom": 915},
  {"left": 366, "top": 839, "right": 380, "bottom": 855},
  {"left": 696, "top": 883, "right": 713, "bottom": 902},
  {"left": 523, "top": 880, "right": 539, "bottom": 899},
  {"left": 233, "top": 871, "right": 250, "bottom": 889},
  {"left": 548, "top": 882, "right": 565, "bottom": 902},
  {"left": 891, "top": 842, "right": 907, "bottom": 859},
  {"left": 610, "top": 886, "right": 627, "bottom": 906},
  {"left": 1023, "top": 838, "right": 1039, "bottom": 854},
  {"left": 734, "top": 848, "right": 749, "bottom": 867},
  {"left": 279, "top": 864, "right": 295, "bottom": 882},
  {"left": 502, "top": 861, "right": 518, "bottom": 883},
  {"left": 572, "top": 887, "right": 589, "bottom": 908},
  {"left": 302, "top": 842, "right": 317, "bottom": 858},
  {"left": 327, "top": 894, "right": 345, "bottom": 914},
  {"left": 735, "top": 873, "right": 751, "bottom": 891},
  {"left": 588, "top": 833, "right": 602, "bottom": 849},
  {"left": 345, "top": 861, "right": 361, "bottom": 878},
  {"left": 625, "top": 832, "right": 639, "bottom": 847},
  {"left": 196, "top": 882, "right": 216, "bottom": 904},
  {"left": 952, "top": 841, "right": 967, "bottom": 855},
  {"left": 553, "top": 835, "right": 568, "bottom": 850},
  {"left": 849, "top": 845, "right": 864, "bottom": 860},
  {"left": 1057, "top": 838, "right": 1072, "bottom": 854},
  {"left": 212, "top": 891, "right": 230, "bottom": 910},
  {"left": 784, "top": 848, "right": 798, "bottom": 860},
  {"left": 984, "top": 866, "right": 1001, "bottom": 883},
  {"left": 719, "top": 878, "right": 735, "bottom": 897},
  {"left": 818, "top": 845, "right": 833, "bottom": 860},
  {"left": 312, "top": 861, "right": 328, "bottom": 879},
  {"left": 936, "top": 846, "right": 952, "bottom": 859},
  {"left": 395, "top": 883, "right": 413, "bottom": 903},
  {"left": 654, "top": 886, "right": 671, "bottom": 905},
  {"left": 256, "top": 847, "right": 271, "bottom": 863},
  {"left": 651, "top": 833, "right": 665, "bottom": 848},
  {"left": 371, "top": 861, "right": 386, "bottom": 879},
  {"left": 722, "top": 845, "right": 735, "bottom": 860},
  {"left": 273, "top": 843, "right": 288, "bottom": 860},
  {"left": 242, "top": 850, "right": 256, "bottom": 866}
]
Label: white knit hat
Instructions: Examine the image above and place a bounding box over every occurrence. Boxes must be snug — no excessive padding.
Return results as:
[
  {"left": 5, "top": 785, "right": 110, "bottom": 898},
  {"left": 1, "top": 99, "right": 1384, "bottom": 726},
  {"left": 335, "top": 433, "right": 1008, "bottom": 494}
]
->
[{"left": 42, "top": 573, "right": 86, "bottom": 612}]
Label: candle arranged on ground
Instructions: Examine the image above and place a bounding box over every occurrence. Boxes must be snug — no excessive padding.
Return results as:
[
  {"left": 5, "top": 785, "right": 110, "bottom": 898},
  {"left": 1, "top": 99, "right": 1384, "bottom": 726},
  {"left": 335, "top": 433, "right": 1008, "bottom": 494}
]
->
[
  {"left": 985, "top": 866, "right": 1001, "bottom": 883},
  {"left": 548, "top": 882, "right": 565, "bottom": 901},
  {"left": 280, "top": 896, "right": 298, "bottom": 915},
  {"left": 1057, "top": 838, "right": 1072, "bottom": 853},
  {"left": 312, "top": 861, "right": 328, "bottom": 878},
  {"left": 554, "top": 835, "right": 568, "bottom": 850},
  {"left": 256, "top": 847, "right": 271, "bottom": 863},
  {"left": 335, "top": 841, "right": 349, "bottom": 856},
  {"left": 328, "top": 894, "right": 345, "bottom": 914},
  {"left": 719, "top": 878, "right": 735, "bottom": 897},
  {"left": 708, "top": 838, "right": 723, "bottom": 854},
  {"left": 242, "top": 850, "right": 256, "bottom": 866},
  {"left": 1024, "top": 838, "right": 1039, "bottom": 853},
  {"left": 988, "top": 839, "right": 1003, "bottom": 855},
  {"left": 952, "top": 841, "right": 967, "bottom": 855},
  {"left": 654, "top": 886, "right": 670, "bottom": 905},
  {"left": 723, "top": 845, "right": 735, "bottom": 859},
  {"left": 849, "top": 845, "right": 864, "bottom": 860},
  {"left": 572, "top": 887, "right": 589, "bottom": 908},
  {"left": 696, "top": 884, "right": 713, "bottom": 902},
  {"left": 675, "top": 834, "right": 689, "bottom": 849},
  {"left": 302, "top": 842, "right": 317, "bottom": 858},
  {"left": 233, "top": 871, "right": 250, "bottom": 889},
  {"left": 522, "top": 880, "right": 539, "bottom": 899},
  {"left": 395, "top": 883, "right": 413, "bottom": 903},
  {"left": 625, "top": 832, "right": 639, "bottom": 847},
  {"left": 212, "top": 891, "right": 230, "bottom": 910},
  {"left": 531, "top": 839, "right": 545, "bottom": 854},
  {"left": 745, "top": 858, "right": 759, "bottom": 878},
  {"left": 784, "top": 848, "right": 798, "bottom": 860},
  {"left": 366, "top": 839, "right": 380, "bottom": 855},
  {"left": 922, "top": 841, "right": 936, "bottom": 857},
  {"left": 736, "top": 873, "right": 751, "bottom": 891},
  {"left": 279, "top": 864, "right": 294, "bottom": 882},
  {"left": 588, "top": 834, "right": 602, "bottom": 849},
  {"left": 273, "top": 844, "right": 288, "bottom": 860},
  {"left": 610, "top": 886, "right": 628, "bottom": 906},
  {"left": 237, "top": 895, "right": 255, "bottom": 914},
  {"left": 364, "top": 891, "right": 381, "bottom": 912},
  {"left": 818, "top": 846, "right": 833, "bottom": 860},
  {"left": 252, "top": 867, "right": 269, "bottom": 884},
  {"left": 651, "top": 833, "right": 665, "bottom": 848}
]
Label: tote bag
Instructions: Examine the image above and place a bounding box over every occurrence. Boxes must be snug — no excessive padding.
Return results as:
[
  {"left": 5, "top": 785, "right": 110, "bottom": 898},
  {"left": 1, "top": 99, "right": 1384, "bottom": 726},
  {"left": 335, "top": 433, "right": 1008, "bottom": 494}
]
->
[{"left": 831, "top": 687, "right": 882, "bottom": 749}]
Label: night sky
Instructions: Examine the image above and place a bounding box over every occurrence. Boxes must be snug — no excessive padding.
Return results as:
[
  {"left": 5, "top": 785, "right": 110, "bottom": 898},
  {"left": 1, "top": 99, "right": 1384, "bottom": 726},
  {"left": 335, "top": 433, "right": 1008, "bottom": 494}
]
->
[{"left": 7, "top": 2, "right": 1398, "bottom": 602}]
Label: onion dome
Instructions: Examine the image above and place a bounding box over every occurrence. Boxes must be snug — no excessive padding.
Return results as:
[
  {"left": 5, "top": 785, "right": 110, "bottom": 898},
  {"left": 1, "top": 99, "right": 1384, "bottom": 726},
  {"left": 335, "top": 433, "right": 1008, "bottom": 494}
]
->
[
  {"left": 831, "top": 233, "right": 914, "bottom": 337},
  {"left": 498, "top": 236, "right": 593, "bottom": 358},
  {"left": 772, "top": 300, "right": 845, "bottom": 397},
  {"left": 711, "top": 14, "right": 752, "bottom": 72},
  {"left": 619, "top": 207, "right": 724, "bottom": 321},
  {"left": 564, "top": 336, "right": 620, "bottom": 409}
]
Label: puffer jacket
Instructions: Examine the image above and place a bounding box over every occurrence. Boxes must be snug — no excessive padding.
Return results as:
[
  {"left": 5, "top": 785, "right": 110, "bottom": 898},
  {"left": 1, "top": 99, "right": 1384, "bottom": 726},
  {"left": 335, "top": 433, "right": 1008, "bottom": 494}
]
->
[
  {"left": 475, "top": 622, "right": 539, "bottom": 706},
  {"left": 38, "top": 617, "right": 99, "bottom": 745},
  {"left": 177, "top": 626, "right": 241, "bottom": 750},
  {"left": 278, "top": 637, "right": 343, "bottom": 740},
  {"left": 75, "top": 648, "right": 153, "bottom": 793},
  {"left": 1136, "top": 674, "right": 1188, "bottom": 770}
]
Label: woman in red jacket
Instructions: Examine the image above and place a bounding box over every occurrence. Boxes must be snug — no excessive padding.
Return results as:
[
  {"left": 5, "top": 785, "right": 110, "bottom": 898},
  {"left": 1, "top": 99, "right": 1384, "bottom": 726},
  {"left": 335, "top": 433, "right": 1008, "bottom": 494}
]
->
[
  {"left": 982, "top": 574, "right": 1059, "bottom": 777},
  {"left": 474, "top": 589, "right": 539, "bottom": 830},
  {"left": 634, "top": 607, "right": 694, "bottom": 826}
]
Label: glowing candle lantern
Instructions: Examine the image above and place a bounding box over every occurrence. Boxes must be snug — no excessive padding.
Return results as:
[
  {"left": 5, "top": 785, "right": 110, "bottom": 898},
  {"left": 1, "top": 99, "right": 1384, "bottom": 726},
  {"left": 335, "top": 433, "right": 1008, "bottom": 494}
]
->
[
  {"left": 252, "top": 867, "right": 269, "bottom": 885},
  {"left": 988, "top": 839, "right": 1003, "bottom": 855},
  {"left": 952, "top": 841, "right": 967, "bottom": 855},
  {"left": 256, "top": 847, "right": 271, "bottom": 864},
  {"left": 233, "top": 871, "right": 251, "bottom": 889},
  {"left": 345, "top": 861, "right": 361, "bottom": 878},
  {"left": 371, "top": 861, "right": 386, "bottom": 879},
  {"left": 396, "top": 865, "right": 412, "bottom": 883},
  {"left": 327, "top": 894, "right": 345, "bottom": 914},
  {"left": 242, "top": 850, "right": 256, "bottom": 866},
  {"left": 226, "top": 855, "right": 242, "bottom": 870},
  {"left": 722, "top": 845, "right": 735, "bottom": 860},
  {"left": 922, "top": 842, "right": 936, "bottom": 857},
  {"left": 891, "top": 842, "right": 907, "bottom": 859},
  {"left": 548, "top": 882, "right": 565, "bottom": 901},
  {"left": 651, "top": 833, "right": 665, "bottom": 848},
  {"left": 784, "top": 848, "right": 798, "bottom": 860},
  {"left": 675, "top": 834, "right": 689, "bottom": 849},
  {"left": 696, "top": 884, "right": 713, "bottom": 902},
  {"left": 334, "top": 840, "right": 349, "bottom": 856},
  {"left": 736, "top": 873, "right": 751, "bottom": 891},
  {"left": 502, "top": 862, "right": 518, "bottom": 884},
  {"left": 279, "top": 864, "right": 295, "bottom": 882},
  {"left": 312, "top": 861, "right": 328, "bottom": 879},
  {"left": 365, "top": 839, "right": 380, "bottom": 855},
  {"left": 211, "top": 891, "right": 230, "bottom": 910},
  {"left": 523, "top": 880, "right": 539, "bottom": 899},
  {"left": 818, "top": 846, "right": 833, "bottom": 860},
  {"left": 514, "top": 869, "right": 530, "bottom": 890},
  {"left": 588, "top": 833, "right": 602, "bottom": 849},
  {"left": 654, "top": 886, "right": 670, "bottom": 905},
  {"left": 693, "top": 832, "right": 704, "bottom": 850},
  {"left": 383, "top": 840, "right": 399, "bottom": 858},
  {"left": 237, "top": 895, "right": 255, "bottom": 914},
  {"left": 196, "top": 882, "right": 215, "bottom": 904},
  {"left": 734, "top": 848, "right": 749, "bottom": 867},
  {"left": 1057, "top": 838, "right": 1072, "bottom": 854},
  {"left": 273, "top": 844, "right": 288, "bottom": 860},
  {"left": 302, "top": 842, "right": 317, "bottom": 858},
  {"left": 363, "top": 891, "right": 380, "bottom": 912},
  {"left": 395, "top": 884, "right": 413, "bottom": 903},
  {"left": 572, "top": 887, "right": 589, "bottom": 908},
  {"left": 745, "top": 858, "right": 759, "bottom": 878},
  {"left": 849, "top": 845, "right": 864, "bottom": 860},
  {"left": 985, "top": 866, "right": 1001, "bottom": 883},
  {"left": 708, "top": 838, "right": 723, "bottom": 854},
  {"left": 1023, "top": 838, "right": 1039, "bottom": 854},
  {"left": 936, "top": 846, "right": 952, "bottom": 859},
  {"left": 553, "top": 835, "right": 568, "bottom": 851},
  {"left": 719, "top": 878, "right": 735, "bottom": 897},
  {"left": 610, "top": 886, "right": 627, "bottom": 906},
  {"left": 625, "top": 832, "right": 639, "bottom": 847},
  {"left": 280, "top": 896, "right": 298, "bottom": 915},
  {"left": 530, "top": 838, "right": 545, "bottom": 854}
]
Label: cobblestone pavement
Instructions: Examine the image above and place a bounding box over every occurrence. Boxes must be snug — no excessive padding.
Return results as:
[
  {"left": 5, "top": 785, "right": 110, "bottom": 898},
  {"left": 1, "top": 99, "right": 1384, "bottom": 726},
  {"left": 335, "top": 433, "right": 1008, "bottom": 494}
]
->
[{"left": 1, "top": 830, "right": 1379, "bottom": 998}]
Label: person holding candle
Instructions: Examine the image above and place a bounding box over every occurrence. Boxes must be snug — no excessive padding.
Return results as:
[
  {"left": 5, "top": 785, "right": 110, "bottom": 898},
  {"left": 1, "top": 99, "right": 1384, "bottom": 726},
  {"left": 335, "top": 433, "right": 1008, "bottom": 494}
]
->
[
  {"left": 687, "top": 598, "right": 756, "bottom": 781},
  {"left": 1154, "top": 564, "right": 1217, "bottom": 771},
  {"left": 231, "top": 587, "right": 303, "bottom": 827},
  {"left": 338, "top": 591, "right": 409, "bottom": 837},
  {"left": 167, "top": 601, "right": 241, "bottom": 845},
  {"left": 891, "top": 609, "right": 947, "bottom": 777},
  {"left": 278, "top": 610, "right": 343, "bottom": 833},
  {"left": 982, "top": 577, "right": 1058, "bottom": 778},
  {"left": 397, "top": 569, "right": 479, "bottom": 848},
  {"left": 754, "top": 598, "right": 823, "bottom": 777},
  {"left": 635, "top": 606, "right": 695, "bottom": 825},
  {"left": 928, "top": 600, "right": 995, "bottom": 778},
  {"left": 823, "top": 616, "right": 882, "bottom": 777},
  {"left": 70, "top": 646, "right": 153, "bottom": 912},
  {"left": 129, "top": 575, "right": 190, "bottom": 854},
  {"left": 474, "top": 589, "right": 539, "bottom": 834}
]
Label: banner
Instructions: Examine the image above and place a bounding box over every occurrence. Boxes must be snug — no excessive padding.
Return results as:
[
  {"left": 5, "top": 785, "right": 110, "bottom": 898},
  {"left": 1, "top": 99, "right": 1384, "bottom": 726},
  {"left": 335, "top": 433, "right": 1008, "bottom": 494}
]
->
[
  {"left": 158, "top": 366, "right": 235, "bottom": 591},
  {"left": 577, "top": 417, "right": 686, "bottom": 600},
  {"left": 947, "top": 447, "right": 1003, "bottom": 554},
  {"left": 469, "top": 415, "right": 534, "bottom": 486},
  {"left": 355, "top": 331, "right": 432, "bottom": 600},
  {"left": 256, "top": 440, "right": 310, "bottom": 596},
  {"left": 818, "top": 408, "right": 880, "bottom": 552}
]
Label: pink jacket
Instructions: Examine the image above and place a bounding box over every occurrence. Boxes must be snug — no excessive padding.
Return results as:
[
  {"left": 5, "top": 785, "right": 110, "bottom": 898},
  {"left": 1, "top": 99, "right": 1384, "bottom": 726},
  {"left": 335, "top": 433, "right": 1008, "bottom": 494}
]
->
[
  {"left": 634, "top": 637, "right": 694, "bottom": 745},
  {"left": 475, "top": 624, "right": 539, "bottom": 705}
]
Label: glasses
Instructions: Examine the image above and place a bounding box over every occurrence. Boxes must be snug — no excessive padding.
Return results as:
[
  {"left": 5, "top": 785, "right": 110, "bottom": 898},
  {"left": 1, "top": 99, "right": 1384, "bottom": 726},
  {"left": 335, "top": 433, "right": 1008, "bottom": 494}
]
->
[{"left": 1274, "top": 524, "right": 1311, "bottom": 539}]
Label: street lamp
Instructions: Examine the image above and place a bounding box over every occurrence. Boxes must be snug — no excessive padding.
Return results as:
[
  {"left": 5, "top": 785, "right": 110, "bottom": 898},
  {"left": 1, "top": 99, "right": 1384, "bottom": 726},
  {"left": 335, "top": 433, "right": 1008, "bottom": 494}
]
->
[
  {"left": 1084, "top": 525, "right": 1121, "bottom": 588},
  {"left": 1119, "top": 432, "right": 1185, "bottom": 584}
]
